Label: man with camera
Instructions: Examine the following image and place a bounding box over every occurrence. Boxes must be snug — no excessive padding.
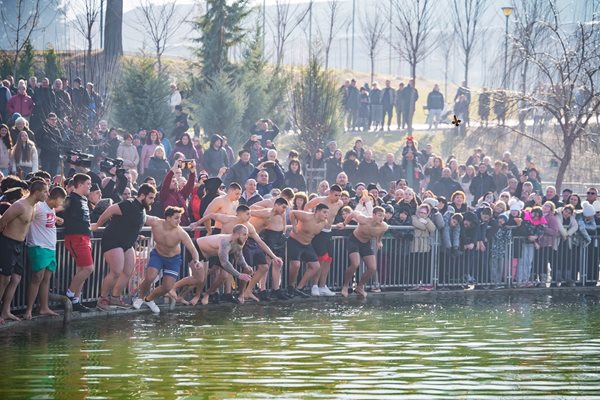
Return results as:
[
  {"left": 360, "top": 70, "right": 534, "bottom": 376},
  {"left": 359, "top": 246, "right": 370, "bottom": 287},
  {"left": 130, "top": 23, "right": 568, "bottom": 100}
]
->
[
  {"left": 249, "top": 159, "right": 284, "bottom": 197},
  {"left": 159, "top": 159, "right": 196, "bottom": 226},
  {"left": 99, "top": 157, "right": 129, "bottom": 203},
  {"left": 251, "top": 118, "right": 279, "bottom": 147},
  {"left": 92, "top": 183, "right": 157, "bottom": 310}
]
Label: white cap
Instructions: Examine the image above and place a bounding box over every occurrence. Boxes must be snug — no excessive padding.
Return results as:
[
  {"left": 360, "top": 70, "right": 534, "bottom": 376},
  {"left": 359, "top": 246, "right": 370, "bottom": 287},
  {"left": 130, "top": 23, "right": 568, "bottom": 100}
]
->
[{"left": 582, "top": 201, "right": 595, "bottom": 217}]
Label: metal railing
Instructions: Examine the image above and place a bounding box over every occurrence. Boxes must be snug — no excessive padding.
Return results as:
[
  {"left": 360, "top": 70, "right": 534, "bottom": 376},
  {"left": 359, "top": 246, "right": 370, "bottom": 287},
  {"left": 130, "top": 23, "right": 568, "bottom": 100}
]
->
[{"left": 8, "top": 227, "right": 600, "bottom": 311}]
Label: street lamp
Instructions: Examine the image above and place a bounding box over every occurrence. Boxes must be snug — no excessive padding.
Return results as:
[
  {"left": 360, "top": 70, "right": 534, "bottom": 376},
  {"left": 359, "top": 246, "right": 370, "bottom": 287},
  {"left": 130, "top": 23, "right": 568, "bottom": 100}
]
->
[{"left": 502, "top": 6, "right": 514, "bottom": 89}]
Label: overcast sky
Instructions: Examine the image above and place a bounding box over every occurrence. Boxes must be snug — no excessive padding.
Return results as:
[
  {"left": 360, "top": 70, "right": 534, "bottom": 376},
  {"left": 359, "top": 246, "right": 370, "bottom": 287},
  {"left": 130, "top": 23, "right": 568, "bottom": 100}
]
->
[{"left": 123, "top": 0, "right": 336, "bottom": 12}]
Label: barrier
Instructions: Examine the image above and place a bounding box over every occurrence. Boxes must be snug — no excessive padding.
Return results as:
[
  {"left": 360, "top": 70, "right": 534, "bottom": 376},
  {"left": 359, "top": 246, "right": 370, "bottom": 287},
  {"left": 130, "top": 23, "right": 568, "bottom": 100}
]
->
[{"left": 8, "top": 227, "right": 600, "bottom": 312}]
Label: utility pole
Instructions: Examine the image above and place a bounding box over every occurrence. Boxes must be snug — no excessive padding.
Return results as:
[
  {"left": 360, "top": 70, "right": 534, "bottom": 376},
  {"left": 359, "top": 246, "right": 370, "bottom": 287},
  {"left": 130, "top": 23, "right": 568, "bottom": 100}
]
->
[
  {"left": 351, "top": 0, "right": 355, "bottom": 70},
  {"left": 388, "top": 0, "right": 392, "bottom": 74},
  {"left": 100, "top": 0, "right": 104, "bottom": 48}
]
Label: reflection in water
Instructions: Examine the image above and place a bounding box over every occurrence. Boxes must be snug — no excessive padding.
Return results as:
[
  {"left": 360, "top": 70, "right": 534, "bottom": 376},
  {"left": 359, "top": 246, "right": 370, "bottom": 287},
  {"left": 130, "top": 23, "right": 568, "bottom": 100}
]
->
[{"left": 2, "top": 293, "right": 600, "bottom": 399}]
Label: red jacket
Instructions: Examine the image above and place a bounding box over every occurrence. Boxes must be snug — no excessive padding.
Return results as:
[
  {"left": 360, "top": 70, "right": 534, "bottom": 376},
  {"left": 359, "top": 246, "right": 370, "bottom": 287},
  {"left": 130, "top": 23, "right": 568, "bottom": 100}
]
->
[
  {"left": 159, "top": 170, "right": 196, "bottom": 225},
  {"left": 7, "top": 93, "right": 34, "bottom": 117}
]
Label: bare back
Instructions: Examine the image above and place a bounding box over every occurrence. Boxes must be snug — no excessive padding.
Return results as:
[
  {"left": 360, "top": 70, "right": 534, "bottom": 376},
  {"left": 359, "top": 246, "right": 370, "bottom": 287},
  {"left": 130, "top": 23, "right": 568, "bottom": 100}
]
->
[
  {"left": 205, "top": 195, "right": 238, "bottom": 229},
  {"left": 1, "top": 199, "right": 35, "bottom": 241},
  {"left": 249, "top": 208, "right": 285, "bottom": 233},
  {"left": 196, "top": 233, "right": 232, "bottom": 257}
]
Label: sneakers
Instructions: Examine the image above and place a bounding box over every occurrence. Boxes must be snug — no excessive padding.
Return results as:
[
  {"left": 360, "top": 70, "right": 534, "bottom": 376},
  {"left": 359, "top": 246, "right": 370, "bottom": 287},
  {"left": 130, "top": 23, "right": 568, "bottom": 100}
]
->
[
  {"left": 73, "top": 302, "right": 92, "bottom": 313},
  {"left": 143, "top": 298, "right": 160, "bottom": 313},
  {"left": 132, "top": 297, "right": 143, "bottom": 310},
  {"left": 318, "top": 286, "right": 336, "bottom": 297},
  {"left": 293, "top": 287, "right": 310, "bottom": 298},
  {"left": 273, "top": 289, "right": 291, "bottom": 300},
  {"left": 109, "top": 296, "right": 131, "bottom": 309},
  {"left": 311, "top": 285, "right": 321, "bottom": 297},
  {"left": 257, "top": 290, "right": 272, "bottom": 302},
  {"left": 96, "top": 297, "right": 112, "bottom": 311}
]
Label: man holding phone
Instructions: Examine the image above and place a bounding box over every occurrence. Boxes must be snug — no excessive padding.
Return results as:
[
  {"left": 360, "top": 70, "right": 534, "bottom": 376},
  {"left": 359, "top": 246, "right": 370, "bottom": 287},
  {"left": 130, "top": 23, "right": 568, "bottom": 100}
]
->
[
  {"left": 251, "top": 118, "right": 279, "bottom": 147},
  {"left": 159, "top": 159, "right": 196, "bottom": 226}
]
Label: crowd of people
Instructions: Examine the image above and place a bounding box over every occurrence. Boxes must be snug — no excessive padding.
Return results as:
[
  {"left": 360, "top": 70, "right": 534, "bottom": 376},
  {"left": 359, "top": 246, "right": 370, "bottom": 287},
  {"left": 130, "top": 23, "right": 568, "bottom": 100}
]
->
[{"left": 0, "top": 73, "right": 599, "bottom": 324}]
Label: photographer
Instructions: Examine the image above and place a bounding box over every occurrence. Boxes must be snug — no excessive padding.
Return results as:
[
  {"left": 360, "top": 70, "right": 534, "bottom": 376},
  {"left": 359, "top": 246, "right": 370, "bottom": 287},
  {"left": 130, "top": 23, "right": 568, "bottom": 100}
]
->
[
  {"left": 159, "top": 159, "right": 196, "bottom": 225},
  {"left": 250, "top": 118, "right": 279, "bottom": 147},
  {"left": 249, "top": 160, "right": 284, "bottom": 197},
  {"left": 100, "top": 157, "right": 129, "bottom": 203},
  {"left": 38, "top": 113, "right": 64, "bottom": 175}
]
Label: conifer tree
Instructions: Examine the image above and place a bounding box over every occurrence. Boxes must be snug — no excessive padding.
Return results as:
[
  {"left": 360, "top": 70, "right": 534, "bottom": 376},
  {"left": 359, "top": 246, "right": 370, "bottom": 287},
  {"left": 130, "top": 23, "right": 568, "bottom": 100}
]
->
[
  {"left": 16, "top": 40, "right": 35, "bottom": 80},
  {"left": 43, "top": 45, "right": 64, "bottom": 82}
]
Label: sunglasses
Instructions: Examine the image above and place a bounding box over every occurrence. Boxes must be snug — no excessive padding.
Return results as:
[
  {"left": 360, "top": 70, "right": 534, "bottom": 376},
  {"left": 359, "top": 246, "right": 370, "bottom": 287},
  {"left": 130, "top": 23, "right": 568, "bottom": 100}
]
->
[{"left": 587, "top": 192, "right": 597, "bottom": 195}]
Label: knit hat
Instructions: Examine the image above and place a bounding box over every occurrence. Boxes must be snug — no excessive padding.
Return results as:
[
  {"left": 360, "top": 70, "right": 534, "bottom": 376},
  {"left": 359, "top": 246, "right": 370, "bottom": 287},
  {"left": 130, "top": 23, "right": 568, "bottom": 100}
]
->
[
  {"left": 90, "top": 183, "right": 101, "bottom": 193},
  {"left": 423, "top": 197, "right": 439, "bottom": 208},
  {"left": 582, "top": 201, "right": 595, "bottom": 217},
  {"left": 354, "top": 182, "right": 365, "bottom": 190},
  {"left": 509, "top": 198, "right": 524, "bottom": 211},
  {"left": 327, "top": 141, "right": 337, "bottom": 147},
  {"left": 367, "top": 183, "right": 378, "bottom": 191},
  {"left": 498, "top": 212, "right": 510, "bottom": 222},
  {"left": 383, "top": 204, "right": 394, "bottom": 214},
  {"left": 594, "top": 200, "right": 600, "bottom": 213}
]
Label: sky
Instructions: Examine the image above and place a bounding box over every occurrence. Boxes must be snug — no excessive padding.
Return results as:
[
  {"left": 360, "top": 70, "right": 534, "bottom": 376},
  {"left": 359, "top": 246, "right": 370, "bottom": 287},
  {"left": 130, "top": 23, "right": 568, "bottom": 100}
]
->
[{"left": 123, "top": 0, "right": 336, "bottom": 13}]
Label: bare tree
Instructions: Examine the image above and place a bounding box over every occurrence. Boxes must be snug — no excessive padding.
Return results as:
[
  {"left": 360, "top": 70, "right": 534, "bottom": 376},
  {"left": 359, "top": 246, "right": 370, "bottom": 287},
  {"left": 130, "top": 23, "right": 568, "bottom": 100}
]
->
[
  {"left": 316, "top": 0, "right": 346, "bottom": 69},
  {"left": 1, "top": 0, "right": 54, "bottom": 77},
  {"left": 360, "top": 11, "right": 386, "bottom": 84},
  {"left": 136, "top": 0, "right": 186, "bottom": 72},
  {"left": 451, "top": 0, "right": 487, "bottom": 86},
  {"left": 390, "top": 0, "right": 436, "bottom": 82},
  {"left": 269, "top": 0, "right": 311, "bottom": 71},
  {"left": 506, "top": 2, "right": 600, "bottom": 190},
  {"left": 510, "top": 0, "right": 552, "bottom": 94},
  {"left": 71, "top": 0, "right": 101, "bottom": 83}
]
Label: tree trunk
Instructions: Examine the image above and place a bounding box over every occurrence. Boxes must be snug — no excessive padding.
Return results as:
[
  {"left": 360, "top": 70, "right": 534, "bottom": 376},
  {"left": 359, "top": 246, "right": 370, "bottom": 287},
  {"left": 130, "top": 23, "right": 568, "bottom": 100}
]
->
[
  {"left": 464, "top": 51, "right": 470, "bottom": 86},
  {"left": 104, "top": 0, "right": 123, "bottom": 63},
  {"left": 555, "top": 141, "right": 572, "bottom": 192},
  {"left": 370, "top": 56, "right": 374, "bottom": 85}
]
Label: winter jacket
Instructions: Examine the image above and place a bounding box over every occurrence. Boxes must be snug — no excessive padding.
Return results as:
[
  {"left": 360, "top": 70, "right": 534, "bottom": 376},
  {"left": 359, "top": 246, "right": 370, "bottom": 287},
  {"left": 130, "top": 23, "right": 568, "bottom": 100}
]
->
[
  {"left": 342, "top": 158, "right": 359, "bottom": 185},
  {"left": 223, "top": 159, "right": 254, "bottom": 186},
  {"left": 140, "top": 144, "right": 159, "bottom": 174},
  {"left": 0, "top": 139, "right": 13, "bottom": 171},
  {"left": 490, "top": 225, "right": 512, "bottom": 258},
  {"left": 159, "top": 169, "right": 196, "bottom": 225},
  {"left": 429, "top": 177, "right": 462, "bottom": 200},
  {"left": 411, "top": 215, "right": 436, "bottom": 253},
  {"left": 378, "top": 162, "right": 403, "bottom": 188},
  {"left": 325, "top": 158, "right": 343, "bottom": 185},
  {"left": 284, "top": 171, "right": 307, "bottom": 192},
  {"left": 539, "top": 213, "right": 561, "bottom": 248},
  {"left": 239, "top": 191, "right": 263, "bottom": 207},
  {"left": 249, "top": 166, "right": 285, "bottom": 196},
  {"left": 469, "top": 172, "right": 496, "bottom": 206},
  {"left": 357, "top": 160, "right": 379, "bottom": 186},
  {"left": 12, "top": 141, "right": 38, "bottom": 172},
  {"left": 146, "top": 157, "right": 170, "bottom": 184},
  {"left": 203, "top": 134, "right": 228, "bottom": 177},
  {"left": 556, "top": 211, "right": 579, "bottom": 249},
  {"left": 7, "top": 93, "right": 34, "bottom": 117},
  {"left": 116, "top": 142, "right": 140, "bottom": 169},
  {"left": 172, "top": 142, "right": 199, "bottom": 162},
  {"left": 426, "top": 90, "right": 444, "bottom": 110}
]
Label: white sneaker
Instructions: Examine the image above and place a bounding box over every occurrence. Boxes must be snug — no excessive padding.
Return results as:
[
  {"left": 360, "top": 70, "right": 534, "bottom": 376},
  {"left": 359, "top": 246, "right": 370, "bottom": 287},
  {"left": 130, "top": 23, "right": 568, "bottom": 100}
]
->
[
  {"left": 132, "top": 297, "right": 143, "bottom": 310},
  {"left": 319, "top": 286, "right": 336, "bottom": 296},
  {"left": 144, "top": 299, "right": 160, "bottom": 313},
  {"left": 311, "top": 285, "right": 320, "bottom": 296}
]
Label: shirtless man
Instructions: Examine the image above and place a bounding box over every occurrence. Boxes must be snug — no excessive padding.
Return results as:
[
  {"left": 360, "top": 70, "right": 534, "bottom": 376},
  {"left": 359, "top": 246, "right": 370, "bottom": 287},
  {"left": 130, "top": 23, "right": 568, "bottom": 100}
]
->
[
  {"left": 248, "top": 197, "right": 290, "bottom": 300},
  {"left": 304, "top": 184, "right": 344, "bottom": 296},
  {"left": 287, "top": 204, "right": 329, "bottom": 298},
  {"left": 0, "top": 180, "right": 48, "bottom": 322},
  {"left": 196, "top": 225, "right": 252, "bottom": 305},
  {"left": 249, "top": 187, "right": 295, "bottom": 210},
  {"left": 341, "top": 207, "right": 389, "bottom": 298},
  {"left": 133, "top": 207, "right": 201, "bottom": 313},
  {"left": 193, "top": 205, "right": 283, "bottom": 304},
  {"left": 202, "top": 182, "right": 242, "bottom": 301}
]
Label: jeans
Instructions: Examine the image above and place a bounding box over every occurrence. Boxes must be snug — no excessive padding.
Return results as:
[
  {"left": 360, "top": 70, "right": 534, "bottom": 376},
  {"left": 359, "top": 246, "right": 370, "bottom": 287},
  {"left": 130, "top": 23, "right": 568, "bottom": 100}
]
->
[
  {"left": 427, "top": 109, "right": 443, "bottom": 128},
  {"left": 517, "top": 243, "right": 535, "bottom": 283},
  {"left": 490, "top": 256, "right": 506, "bottom": 284}
]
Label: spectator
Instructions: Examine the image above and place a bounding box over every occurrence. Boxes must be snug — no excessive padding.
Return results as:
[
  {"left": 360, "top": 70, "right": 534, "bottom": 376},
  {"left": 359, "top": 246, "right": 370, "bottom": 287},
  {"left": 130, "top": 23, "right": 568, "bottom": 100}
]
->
[
  {"left": 68, "top": 78, "right": 88, "bottom": 120},
  {"left": 159, "top": 162, "right": 196, "bottom": 225},
  {"left": 586, "top": 187, "right": 598, "bottom": 204},
  {"left": 104, "top": 128, "right": 122, "bottom": 159},
  {"left": 37, "top": 113, "right": 63, "bottom": 175},
  {"left": 7, "top": 80, "right": 33, "bottom": 119},
  {"left": 395, "top": 82, "right": 405, "bottom": 129},
  {"left": 239, "top": 179, "right": 263, "bottom": 206},
  {"left": 31, "top": 77, "right": 56, "bottom": 131},
  {"left": 169, "top": 83, "right": 182, "bottom": 112},
  {"left": 358, "top": 87, "right": 370, "bottom": 131},
  {"left": 400, "top": 79, "right": 419, "bottom": 133},
  {"left": 171, "top": 133, "right": 199, "bottom": 163},
  {"left": 203, "top": 134, "right": 228, "bottom": 177},
  {"left": 426, "top": 84, "right": 444, "bottom": 130},
  {"left": 0, "top": 124, "right": 13, "bottom": 175},
  {"left": 401, "top": 150, "right": 423, "bottom": 193},
  {"left": 493, "top": 90, "right": 507, "bottom": 126},
  {"left": 492, "top": 160, "right": 508, "bottom": 194},
  {"left": 424, "top": 156, "right": 443, "bottom": 188},
  {"left": 469, "top": 163, "right": 496, "bottom": 207},
  {"left": 346, "top": 79, "right": 360, "bottom": 131},
  {"left": 221, "top": 135, "right": 235, "bottom": 166},
  {"left": 261, "top": 149, "right": 286, "bottom": 186},
  {"left": 157, "top": 129, "right": 171, "bottom": 158},
  {"left": 223, "top": 149, "right": 253, "bottom": 186},
  {"left": 284, "top": 159, "right": 307, "bottom": 192},
  {"left": 140, "top": 129, "right": 161, "bottom": 175},
  {"left": 317, "top": 180, "right": 330, "bottom": 196},
  {"left": 369, "top": 82, "right": 383, "bottom": 131},
  {"left": 561, "top": 188, "right": 573, "bottom": 205},
  {"left": 357, "top": 149, "right": 378, "bottom": 185},
  {"left": 172, "top": 104, "right": 189, "bottom": 138},
  {"left": 478, "top": 88, "right": 491, "bottom": 127},
  {"left": 324, "top": 140, "right": 337, "bottom": 159},
  {"left": 85, "top": 82, "right": 103, "bottom": 128},
  {"left": 325, "top": 149, "right": 343, "bottom": 185},
  {"left": 116, "top": 133, "right": 140, "bottom": 170},
  {"left": 192, "top": 135, "right": 205, "bottom": 172},
  {"left": 12, "top": 130, "right": 38, "bottom": 175},
  {"left": 145, "top": 146, "right": 170, "bottom": 185},
  {"left": 250, "top": 162, "right": 284, "bottom": 196},
  {"left": 53, "top": 78, "right": 72, "bottom": 120},
  {"left": 542, "top": 186, "right": 563, "bottom": 208},
  {"left": 381, "top": 80, "right": 395, "bottom": 131},
  {"left": 379, "top": 153, "right": 402, "bottom": 188},
  {"left": 454, "top": 81, "right": 471, "bottom": 125},
  {"left": 246, "top": 136, "right": 265, "bottom": 165},
  {"left": 429, "top": 168, "right": 462, "bottom": 199},
  {"left": 251, "top": 118, "right": 279, "bottom": 147},
  {"left": 343, "top": 150, "right": 359, "bottom": 184},
  {"left": 0, "top": 79, "right": 11, "bottom": 122},
  {"left": 352, "top": 139, "right": 365, "bottom": 161}
]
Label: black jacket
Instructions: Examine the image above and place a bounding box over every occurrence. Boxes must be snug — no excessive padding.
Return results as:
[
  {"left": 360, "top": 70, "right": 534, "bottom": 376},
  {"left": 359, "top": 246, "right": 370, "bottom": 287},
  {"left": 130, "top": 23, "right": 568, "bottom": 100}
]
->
[
  {"left": 469, "top": 172, "right": 496, "bottom": 206},
  {"left": 429, "top": 177, "right": 462, "bottom": 200},
  {"left": 357, "top": 160, "right": 379, "bottom": 186},
  {"left": 284, "top": 171, "right": 307, "bottom": 192},
  {"left": 379, "top": 163, "right": 403, "bottom": 188},
  {"left": 223, "top": 160, "right": 254, "bottom": 186}
]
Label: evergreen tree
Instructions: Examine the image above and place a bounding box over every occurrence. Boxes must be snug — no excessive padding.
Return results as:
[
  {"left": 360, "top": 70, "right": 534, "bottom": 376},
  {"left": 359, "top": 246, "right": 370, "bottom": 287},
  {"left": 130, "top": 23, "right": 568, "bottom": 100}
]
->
[
  {"left": 16, "top": 40, "right": 35, "bottom": 80},
  {"left": 191, "top": 71, "right": 248, "bottom": 150},
  {"left": 290, "top": 58, "right": 342, "bottom": 155},
  {"left": 44, "top": 45, "right": 64, "bottom": 82},
  {"left": 192, "top": 0, "right": 251, "bottom": 79},
  {"left": 110, "top": 57, "right": 172, "bottom": 134},
  {"left": 0, "top": 52, "right": 12, "bottom": 79}
]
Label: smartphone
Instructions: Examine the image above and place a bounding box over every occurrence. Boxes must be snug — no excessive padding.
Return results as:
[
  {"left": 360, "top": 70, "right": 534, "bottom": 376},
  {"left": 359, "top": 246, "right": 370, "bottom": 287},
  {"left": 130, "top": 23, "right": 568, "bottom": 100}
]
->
[{"left": 179, "top": 159, "right": 194, "bottom": 169}]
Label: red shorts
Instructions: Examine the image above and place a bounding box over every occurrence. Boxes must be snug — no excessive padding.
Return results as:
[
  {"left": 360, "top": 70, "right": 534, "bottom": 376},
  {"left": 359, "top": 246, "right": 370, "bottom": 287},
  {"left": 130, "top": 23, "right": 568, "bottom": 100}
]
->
[{"left": 65, "top": 234, "right": 94, "bottom": 267}]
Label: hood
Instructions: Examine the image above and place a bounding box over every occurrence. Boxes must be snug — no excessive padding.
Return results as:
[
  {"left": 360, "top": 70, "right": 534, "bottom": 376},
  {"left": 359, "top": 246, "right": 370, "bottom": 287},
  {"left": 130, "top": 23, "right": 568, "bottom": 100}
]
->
[
  {"left": 210, "top": 134, "right": 223, "bottom": 147},
  {"left": 463, "top": 211, "right": 479, "bottom": 226},
  {"left": 204, "top": 177, "right": 222, "bottom": 193}
]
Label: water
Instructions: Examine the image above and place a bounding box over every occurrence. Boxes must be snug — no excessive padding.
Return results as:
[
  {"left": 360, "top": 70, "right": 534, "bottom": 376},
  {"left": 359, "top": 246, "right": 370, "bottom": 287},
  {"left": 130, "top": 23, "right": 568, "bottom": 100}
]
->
[{"left": 2, "top": 292, "right": 600, "bottom": 399}]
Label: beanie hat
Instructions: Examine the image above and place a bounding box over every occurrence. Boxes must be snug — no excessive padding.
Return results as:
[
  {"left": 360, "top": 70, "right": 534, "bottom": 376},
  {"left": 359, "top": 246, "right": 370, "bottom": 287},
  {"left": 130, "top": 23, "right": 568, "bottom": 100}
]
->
[
  {"left": 383, "top": 204, "right": 394, "bottom": 214},
  {"left": 367, "top": 183, "right": 378, "bottom": 191},
  {"left": 509, "top": 198, "right": 524, "bottom": 211},
  {"left": 354, "top": 182, "right": 365, "bottom": 190},
  {"left": 582, "top": 201, "right": 595, "bottom": 217},
  {"left": 498, "top": 212, "right": 510, "bottom": 223},
  {"left": 423, "top": 197, "right": 439, "bottom": 209}
]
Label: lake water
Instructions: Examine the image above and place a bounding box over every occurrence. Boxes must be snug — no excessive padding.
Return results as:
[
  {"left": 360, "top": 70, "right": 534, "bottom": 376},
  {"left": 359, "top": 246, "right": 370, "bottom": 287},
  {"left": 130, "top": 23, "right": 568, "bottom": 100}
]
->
[{"left": 1, "top": 291, "right": 600, "bottom": 399}]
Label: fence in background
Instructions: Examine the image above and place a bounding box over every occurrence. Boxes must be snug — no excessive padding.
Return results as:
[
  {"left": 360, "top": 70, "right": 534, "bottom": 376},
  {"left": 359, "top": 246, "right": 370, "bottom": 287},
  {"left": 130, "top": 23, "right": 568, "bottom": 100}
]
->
[{"left": 9, "top": 227, "right": 600, "bottom": 311}]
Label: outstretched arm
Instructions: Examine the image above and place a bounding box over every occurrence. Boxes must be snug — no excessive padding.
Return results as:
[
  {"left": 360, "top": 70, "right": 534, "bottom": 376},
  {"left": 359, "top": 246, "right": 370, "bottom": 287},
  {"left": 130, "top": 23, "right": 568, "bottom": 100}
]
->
[{"left": 218, "top": 238, "right": 251, "bottom": 281}]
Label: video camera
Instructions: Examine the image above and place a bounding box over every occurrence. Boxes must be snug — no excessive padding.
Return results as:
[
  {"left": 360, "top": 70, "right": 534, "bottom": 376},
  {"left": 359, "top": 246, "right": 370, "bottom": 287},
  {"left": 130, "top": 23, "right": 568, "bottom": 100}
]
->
[
  {"left": 65, "top": 150, "right": 94, "bottom": 168},
  {"left": 100, "top": 157, "right": 126, "bottom": 176}
]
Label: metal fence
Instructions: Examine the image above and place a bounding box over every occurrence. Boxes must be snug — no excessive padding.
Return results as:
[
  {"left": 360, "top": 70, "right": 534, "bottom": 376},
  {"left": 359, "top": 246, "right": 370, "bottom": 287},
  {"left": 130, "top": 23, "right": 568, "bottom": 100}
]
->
[{"left": 8, "top": 227, "right": 600, "bottom": 311}]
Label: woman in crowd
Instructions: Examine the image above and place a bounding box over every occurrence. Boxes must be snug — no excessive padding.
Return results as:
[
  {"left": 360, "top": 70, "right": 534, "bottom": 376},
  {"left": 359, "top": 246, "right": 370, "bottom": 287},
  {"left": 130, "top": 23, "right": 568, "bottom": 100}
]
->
[
  {"left": 12, "top": 130, "right": 38, "bottom": 175},
  {"left": 567, "top": 193, "right": 583, "bottom": 210},
  {"left": 536, "top": 201, "right": 560, "bottom": 284},
  {"left": 140, "top": 129, "right": 161, "bottom": 175},
  {"left": 284, "top": 159, "right": 307, "bottom": 192},
  {"left": 325, "top": 149, "right": 343, "bottom": 184},
  {"left": 460, "top": 165, "right": 475, "bottom": 205},
  {"left": 9, "top": 116, "right": 35, "bottom": 145},
  {"left": 343, "top": 150, "right": 359, "bottom": 184},
  {"left": 0, "top": 124, "right": 13, "bottom": 175},
  {"left": 424, "top": 156, "right": 443, "bottom": 188},
  {"left": 293, "top": 192, "right": 308, "bottom": 211},
  {"left": 172, "top": 133, "right": 199, "bottom": 163},
  {"left": 146, "top": 146, "right": 170, "bottom": 185},
  {"left": 448, "top": 159, "right": 460, "bottom": 180},
  {"left": 411, "top": 203, "right": 436, "bottom": 287},
  {"left": 117, "top": 133, "right": 140, "bottom": 170}
]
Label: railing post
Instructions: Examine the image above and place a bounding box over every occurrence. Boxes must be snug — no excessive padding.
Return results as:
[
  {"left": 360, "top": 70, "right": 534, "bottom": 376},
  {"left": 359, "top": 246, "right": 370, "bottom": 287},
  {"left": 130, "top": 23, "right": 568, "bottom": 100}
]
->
[{"left": 431, "top": 230, "right": 439, "bottom": 290}]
